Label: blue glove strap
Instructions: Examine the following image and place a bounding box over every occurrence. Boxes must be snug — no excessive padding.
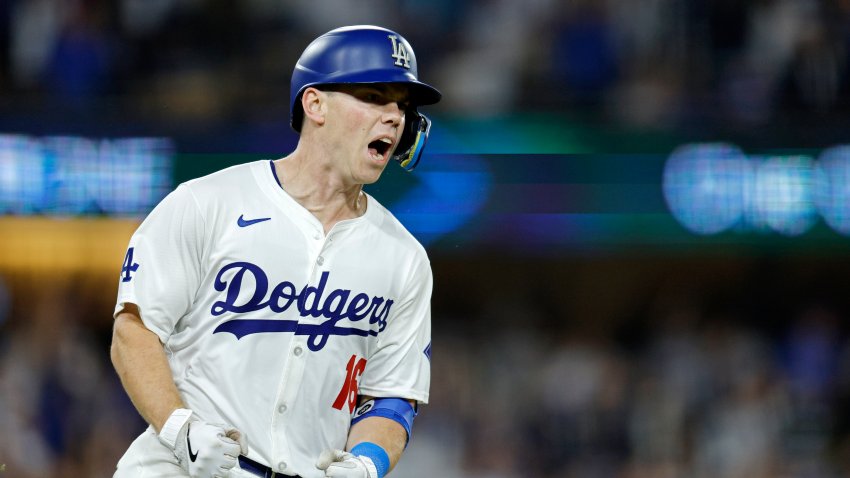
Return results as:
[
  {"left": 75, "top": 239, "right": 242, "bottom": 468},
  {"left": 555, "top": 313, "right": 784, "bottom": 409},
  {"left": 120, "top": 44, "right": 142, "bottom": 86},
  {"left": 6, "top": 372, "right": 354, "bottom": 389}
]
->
[{"left": 351, "top": 442, "right": 389, "bottom": 478}]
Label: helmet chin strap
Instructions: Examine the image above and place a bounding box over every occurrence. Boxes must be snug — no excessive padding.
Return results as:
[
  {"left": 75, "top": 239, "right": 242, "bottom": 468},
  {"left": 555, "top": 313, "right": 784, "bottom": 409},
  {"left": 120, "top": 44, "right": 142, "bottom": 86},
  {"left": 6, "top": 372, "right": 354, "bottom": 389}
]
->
[{"left": 392, "top": 112, "right": 431, "bottom": 172}]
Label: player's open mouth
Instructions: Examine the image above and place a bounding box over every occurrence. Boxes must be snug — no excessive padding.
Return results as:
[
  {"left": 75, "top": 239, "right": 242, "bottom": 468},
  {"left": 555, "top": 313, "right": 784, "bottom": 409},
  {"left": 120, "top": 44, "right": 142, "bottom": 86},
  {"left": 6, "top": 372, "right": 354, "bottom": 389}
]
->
[{"left": 367, "top": 137, "right": 393, "bottom": 161}]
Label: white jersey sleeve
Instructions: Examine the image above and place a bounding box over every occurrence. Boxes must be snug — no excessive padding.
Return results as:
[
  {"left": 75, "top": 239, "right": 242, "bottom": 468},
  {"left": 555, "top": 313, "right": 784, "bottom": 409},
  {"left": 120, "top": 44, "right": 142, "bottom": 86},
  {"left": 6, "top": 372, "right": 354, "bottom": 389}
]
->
[{"left": 114, "top": 184, "right": 205, "bottom": 343}]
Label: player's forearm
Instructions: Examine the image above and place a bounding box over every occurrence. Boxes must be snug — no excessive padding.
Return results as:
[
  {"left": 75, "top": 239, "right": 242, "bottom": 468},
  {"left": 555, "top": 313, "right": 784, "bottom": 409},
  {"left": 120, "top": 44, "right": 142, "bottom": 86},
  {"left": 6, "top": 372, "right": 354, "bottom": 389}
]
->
[
  {"left": 111, "top": 307, "right": 185, "bottom": 433},
  {"left": 345, "top": 416, "right": 407, "bottom": 472}
]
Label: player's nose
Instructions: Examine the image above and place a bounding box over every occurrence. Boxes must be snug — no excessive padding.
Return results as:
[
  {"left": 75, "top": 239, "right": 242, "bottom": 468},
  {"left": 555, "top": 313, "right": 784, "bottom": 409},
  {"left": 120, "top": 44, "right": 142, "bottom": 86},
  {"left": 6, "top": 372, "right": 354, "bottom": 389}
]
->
[{"left": 380, "top": 102, "right": 403, "bottom": 127}]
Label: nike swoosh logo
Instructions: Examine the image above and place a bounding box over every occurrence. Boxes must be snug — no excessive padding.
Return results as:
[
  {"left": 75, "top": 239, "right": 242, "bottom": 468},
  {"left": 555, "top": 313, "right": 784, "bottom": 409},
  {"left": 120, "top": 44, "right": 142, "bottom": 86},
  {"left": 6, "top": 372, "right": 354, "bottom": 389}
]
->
[
  {"left": 237, "top": 215, "right": 271, "bottom": 227},
  {"left": 187, "top": 423, "right": 199, "bottom": 462}
]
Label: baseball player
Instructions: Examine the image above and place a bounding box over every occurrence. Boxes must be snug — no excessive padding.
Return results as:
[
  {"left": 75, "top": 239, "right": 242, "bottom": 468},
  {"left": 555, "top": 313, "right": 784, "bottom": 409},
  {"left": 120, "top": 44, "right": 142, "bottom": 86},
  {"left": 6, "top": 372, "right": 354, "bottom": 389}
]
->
[{"left": 110, "top": 25, "right": 440, "bottom": 478}]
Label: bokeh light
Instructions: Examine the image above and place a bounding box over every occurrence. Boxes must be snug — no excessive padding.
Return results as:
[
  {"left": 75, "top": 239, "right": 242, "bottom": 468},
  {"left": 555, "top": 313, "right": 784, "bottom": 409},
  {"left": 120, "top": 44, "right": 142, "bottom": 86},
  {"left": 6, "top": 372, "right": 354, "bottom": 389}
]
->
[
  {"left": 814, "top": 145, "right": 850, "bottom": 236},
  {"left": 0, "top": 134, "right": 172, "bottom": 216},
  {"left": 662, "top": 143, "right": 749, "bottom": 235},
  {"left": 751, "top": 155, "right": 818, "bottom": 236},
  {"left": 0, "top": 134, "right": 48, "bottom": 214}
]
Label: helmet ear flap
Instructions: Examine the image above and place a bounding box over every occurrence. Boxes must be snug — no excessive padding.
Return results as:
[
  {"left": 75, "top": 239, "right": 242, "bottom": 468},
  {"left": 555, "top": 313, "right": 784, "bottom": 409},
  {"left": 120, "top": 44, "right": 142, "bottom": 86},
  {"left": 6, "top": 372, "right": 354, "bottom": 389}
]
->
[{"left": 392, "top": 111, "right": 431, "bottom": 172}]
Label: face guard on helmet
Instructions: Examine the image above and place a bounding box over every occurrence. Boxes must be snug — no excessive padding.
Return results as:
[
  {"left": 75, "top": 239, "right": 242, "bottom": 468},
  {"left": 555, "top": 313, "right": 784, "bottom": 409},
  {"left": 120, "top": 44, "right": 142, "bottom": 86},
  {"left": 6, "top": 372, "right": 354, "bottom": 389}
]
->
[{"left": 290, "top": 25, "right": 442, "bottom": 171}]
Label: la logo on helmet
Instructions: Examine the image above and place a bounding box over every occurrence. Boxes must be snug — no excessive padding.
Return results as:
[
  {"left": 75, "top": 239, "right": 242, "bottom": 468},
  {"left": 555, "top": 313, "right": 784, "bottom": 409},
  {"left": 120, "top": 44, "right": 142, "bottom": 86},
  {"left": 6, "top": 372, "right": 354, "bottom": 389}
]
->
[{"left": 388, "top": 35, "right": 411, "bottom": 69}]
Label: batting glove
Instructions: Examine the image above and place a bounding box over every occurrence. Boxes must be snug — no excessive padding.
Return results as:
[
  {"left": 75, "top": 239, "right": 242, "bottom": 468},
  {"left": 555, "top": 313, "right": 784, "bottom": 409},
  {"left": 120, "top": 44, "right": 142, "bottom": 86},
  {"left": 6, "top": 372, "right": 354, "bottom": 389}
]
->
[
  {"left": 316, "top": 449, "right": 379, "bottom": 478},
  {"left": 158, "top": 408, "right": 248, "bottom": 478}
]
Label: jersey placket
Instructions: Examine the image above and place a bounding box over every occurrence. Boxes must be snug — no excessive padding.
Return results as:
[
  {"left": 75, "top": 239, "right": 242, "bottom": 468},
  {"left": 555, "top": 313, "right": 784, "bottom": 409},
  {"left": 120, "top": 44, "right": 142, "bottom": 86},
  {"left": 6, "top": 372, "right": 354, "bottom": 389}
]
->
[{"left": 269, "top": 223, "right": 338, "bottom": 474}]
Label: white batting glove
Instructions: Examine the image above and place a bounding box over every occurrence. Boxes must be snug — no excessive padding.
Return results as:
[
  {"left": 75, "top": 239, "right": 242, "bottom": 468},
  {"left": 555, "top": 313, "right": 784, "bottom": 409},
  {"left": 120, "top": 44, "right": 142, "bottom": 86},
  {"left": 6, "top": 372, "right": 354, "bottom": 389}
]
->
[
  {"left": 316, "top": 449, "right": 379, "bottom": 478},
  {"left": 158, "top": 408, "right": 248, "bottom": 478}
]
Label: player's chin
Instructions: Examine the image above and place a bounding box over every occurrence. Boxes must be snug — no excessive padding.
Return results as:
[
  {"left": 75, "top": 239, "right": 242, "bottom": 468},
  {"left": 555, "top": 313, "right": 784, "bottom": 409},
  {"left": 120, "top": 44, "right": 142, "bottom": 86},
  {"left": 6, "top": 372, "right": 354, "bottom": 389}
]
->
[
  {"left": 360, "top": 155, "right": 389, "bottom": 182},
  {"left": 358, "top": 168, "right": 385, "bottom": 185}
]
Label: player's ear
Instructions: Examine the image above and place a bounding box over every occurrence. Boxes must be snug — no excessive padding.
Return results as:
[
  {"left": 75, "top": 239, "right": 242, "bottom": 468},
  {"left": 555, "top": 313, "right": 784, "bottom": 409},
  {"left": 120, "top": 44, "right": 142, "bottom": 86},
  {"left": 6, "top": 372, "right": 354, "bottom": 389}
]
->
[{"left": 301, "top": 87, "right": 327, "bottom": 127}]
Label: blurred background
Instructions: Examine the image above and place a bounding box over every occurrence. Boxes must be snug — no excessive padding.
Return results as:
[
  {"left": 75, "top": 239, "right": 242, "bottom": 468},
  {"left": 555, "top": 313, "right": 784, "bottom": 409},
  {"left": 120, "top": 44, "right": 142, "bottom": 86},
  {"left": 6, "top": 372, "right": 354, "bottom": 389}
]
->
[{"left": 2, "top": 0, "right": 850, "bottom": 477}]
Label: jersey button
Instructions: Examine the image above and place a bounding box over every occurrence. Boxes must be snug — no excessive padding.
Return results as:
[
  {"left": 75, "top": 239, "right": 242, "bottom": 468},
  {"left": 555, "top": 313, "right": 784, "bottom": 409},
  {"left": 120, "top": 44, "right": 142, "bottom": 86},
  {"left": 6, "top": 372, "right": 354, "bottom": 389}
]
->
[
  {"left": 317, "top": 256, "right": 324, "bottom": 265},
  {"left": 278, "top": 461, "right": 287, "bottom": 471},
  {"left": 293, "top": 346, "right": 303, "bottom": 356},
  {"left": 278, "top": 404, "right": 287, "bottom": 414}
]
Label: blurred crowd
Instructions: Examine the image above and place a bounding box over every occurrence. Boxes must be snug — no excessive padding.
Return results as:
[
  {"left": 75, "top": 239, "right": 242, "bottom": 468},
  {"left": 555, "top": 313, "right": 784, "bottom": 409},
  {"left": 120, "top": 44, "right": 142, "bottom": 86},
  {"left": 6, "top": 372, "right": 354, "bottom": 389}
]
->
[
  {"left": 398, "top": 258, "right": 850, "bottom": 478},
  {"left": 2, "top": 0, "right": 850, "bottom": 132},
  {"left": 1, "top": 257, "right": 850, "bottom": 478},
  {"left": 0, "top": 274, "right": 144, "bottom": 478},
  {"left": 413, "top": 292, "right": 850, "bottom": 478}
]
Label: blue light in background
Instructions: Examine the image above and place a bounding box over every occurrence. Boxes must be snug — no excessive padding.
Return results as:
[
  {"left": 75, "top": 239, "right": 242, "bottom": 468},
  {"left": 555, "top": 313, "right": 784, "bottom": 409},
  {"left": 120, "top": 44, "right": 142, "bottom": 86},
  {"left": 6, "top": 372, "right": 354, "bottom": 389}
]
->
[
  {"left": 0, "top": 134, "right": 172, "bottom": 216},
  {"left": 0, "top": 135, "right": 49, "bottom": 214},
  {"left": 392, "top": 154, "right": 492, "bottom": 245},
  {"left": 814, "top": 145, "right": 850, "bottom": 236},
  {"left": 751, "top": 156, "right": 817, "bottom": 236},
  {"left": 43, "top": 136, "right": 100, "bottom": 215},
  {"left": 662, "top": 143, "right": 749, "bottom": 235},
  {"left": 663, "top": 143, "right": 850, "bottom": 238}
]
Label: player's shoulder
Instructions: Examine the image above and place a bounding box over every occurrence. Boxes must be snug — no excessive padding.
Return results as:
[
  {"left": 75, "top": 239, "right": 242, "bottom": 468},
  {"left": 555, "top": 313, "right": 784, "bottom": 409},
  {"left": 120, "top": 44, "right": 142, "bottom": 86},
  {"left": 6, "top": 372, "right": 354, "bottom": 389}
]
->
[
  {"left": 156, "top": 161, "right": 269, "bottom": 220},
  {"left": 176, "top": 160, "right": 271, "bottom": 206},
  {"left": 365, "top": 195, "right": 429, "bottom": 260},
  {"left": 182, "top": 161, "right": 261, "bottom": 192}
]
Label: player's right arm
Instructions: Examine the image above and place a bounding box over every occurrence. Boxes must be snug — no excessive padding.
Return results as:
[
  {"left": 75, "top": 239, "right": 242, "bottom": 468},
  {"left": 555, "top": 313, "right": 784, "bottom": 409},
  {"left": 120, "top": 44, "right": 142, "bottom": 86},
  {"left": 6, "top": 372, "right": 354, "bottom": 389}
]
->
[
  {"left": 111, "top": 185, "right": 203, "bottom": 433},
  {"left": 111, "top": 185, "right": 247, "bottom": 477},
  {"left": 111, "top": 302, "right": 184, "bottom": 433},
  {"left": 111, "top": 303, "right": 247, "bottom": 476}
]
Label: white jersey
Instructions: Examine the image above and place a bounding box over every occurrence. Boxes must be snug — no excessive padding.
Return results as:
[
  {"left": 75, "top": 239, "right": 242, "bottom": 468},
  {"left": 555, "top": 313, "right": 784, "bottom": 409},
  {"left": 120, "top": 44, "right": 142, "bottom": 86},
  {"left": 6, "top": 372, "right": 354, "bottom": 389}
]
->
[{"left": 114, "top": 160, "right": 432, "bottom": 478}]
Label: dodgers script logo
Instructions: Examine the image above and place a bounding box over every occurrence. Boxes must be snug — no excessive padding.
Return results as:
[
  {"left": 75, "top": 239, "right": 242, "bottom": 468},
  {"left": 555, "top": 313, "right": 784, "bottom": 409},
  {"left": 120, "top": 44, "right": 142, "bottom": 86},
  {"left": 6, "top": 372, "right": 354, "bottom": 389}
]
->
[{"left": 211, "top": 262, "right": 394, "bottom": 351}]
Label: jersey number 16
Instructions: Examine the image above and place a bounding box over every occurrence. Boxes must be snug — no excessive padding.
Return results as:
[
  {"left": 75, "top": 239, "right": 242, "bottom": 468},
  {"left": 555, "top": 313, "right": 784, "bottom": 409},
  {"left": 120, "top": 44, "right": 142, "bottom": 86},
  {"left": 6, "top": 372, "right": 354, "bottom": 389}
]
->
[{"left": 332, "top": 354, "right": 367, "bottom": 413}]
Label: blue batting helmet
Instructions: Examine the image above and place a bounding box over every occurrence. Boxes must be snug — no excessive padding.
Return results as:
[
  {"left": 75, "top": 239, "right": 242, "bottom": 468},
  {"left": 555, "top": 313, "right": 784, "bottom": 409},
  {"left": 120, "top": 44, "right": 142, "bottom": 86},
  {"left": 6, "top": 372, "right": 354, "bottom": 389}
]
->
[{"left": 290, "top": 25, "right": 442, "bottom": 171}]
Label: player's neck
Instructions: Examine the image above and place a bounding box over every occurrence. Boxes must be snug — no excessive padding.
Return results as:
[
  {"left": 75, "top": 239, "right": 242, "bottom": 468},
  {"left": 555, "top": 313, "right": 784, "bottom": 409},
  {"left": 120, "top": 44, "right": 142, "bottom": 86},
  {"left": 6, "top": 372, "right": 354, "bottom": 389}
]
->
[{"left": 272, "top": 155, "right": 366, "bottom": 233}]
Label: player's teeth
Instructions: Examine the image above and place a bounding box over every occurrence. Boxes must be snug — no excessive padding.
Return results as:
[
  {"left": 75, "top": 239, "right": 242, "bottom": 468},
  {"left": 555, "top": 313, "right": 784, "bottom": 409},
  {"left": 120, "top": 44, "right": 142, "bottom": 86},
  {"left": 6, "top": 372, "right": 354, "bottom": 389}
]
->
[{"left": 380, "top": 138, "right": 392, "bottom": 144}]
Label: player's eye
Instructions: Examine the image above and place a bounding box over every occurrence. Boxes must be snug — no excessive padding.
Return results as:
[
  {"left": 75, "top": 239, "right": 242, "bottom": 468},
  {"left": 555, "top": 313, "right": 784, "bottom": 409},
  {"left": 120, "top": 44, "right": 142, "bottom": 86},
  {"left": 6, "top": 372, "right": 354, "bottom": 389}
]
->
[{"left": 360, "top": 92, "right": 381, "bottom": 103}]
